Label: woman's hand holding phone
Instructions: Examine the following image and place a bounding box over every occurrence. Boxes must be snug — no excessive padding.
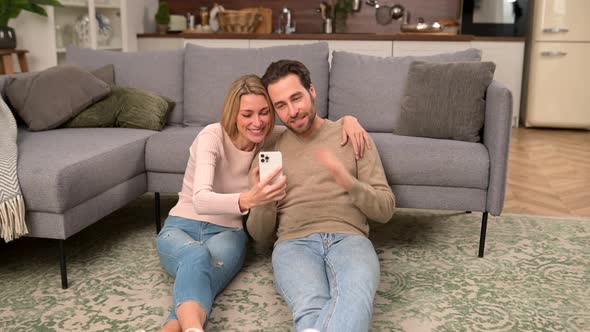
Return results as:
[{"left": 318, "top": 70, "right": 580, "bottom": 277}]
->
[{"left": 239, "top": 166, "right": 287, "bottom": 211}]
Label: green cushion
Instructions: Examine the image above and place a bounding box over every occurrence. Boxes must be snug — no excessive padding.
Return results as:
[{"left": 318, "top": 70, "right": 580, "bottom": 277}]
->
[
  {"left": 63, "top": 86, "right": 123, "bottom": 128},
  {"left": 65, "top": 86, "right": 174, "bottom": 131},
  {"left": 115, "top": 87, "right": 174, "bottom": 131}
]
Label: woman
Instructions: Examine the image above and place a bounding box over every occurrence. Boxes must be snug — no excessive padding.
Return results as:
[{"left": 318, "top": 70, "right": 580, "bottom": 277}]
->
[{"left": 157, "top": 74, "right": 370, "bottom": 332}]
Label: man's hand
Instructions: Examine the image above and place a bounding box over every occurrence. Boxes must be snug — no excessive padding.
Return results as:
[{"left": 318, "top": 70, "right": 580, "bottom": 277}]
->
[
  {"left": 340, "top": 115, "right": 372, "bottom": 160},
  {"left": 315, "top": 148, "right": 355, "bottom": 190}
]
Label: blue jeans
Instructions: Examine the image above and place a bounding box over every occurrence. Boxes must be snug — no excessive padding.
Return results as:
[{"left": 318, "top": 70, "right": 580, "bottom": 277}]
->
[
  {"left": 272, "top": 233, "right": 380, "bottom": 332},
  {"left": 157, "top": 215, "right": 248, "bottom": 322}
]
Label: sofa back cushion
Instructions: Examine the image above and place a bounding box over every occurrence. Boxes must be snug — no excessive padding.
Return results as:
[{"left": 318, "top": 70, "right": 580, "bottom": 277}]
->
[
  {"left": 328, "top": 48, "right": 482, "bottom": 132},
  {"left": 395, "top": 61, "right": 496, "bottom": 142},
  {"left": 66, "top": 47, "right": 185, "bottom": 125},
  {"left": 183, "top": 42, "right": 329, "bottom": 127}
]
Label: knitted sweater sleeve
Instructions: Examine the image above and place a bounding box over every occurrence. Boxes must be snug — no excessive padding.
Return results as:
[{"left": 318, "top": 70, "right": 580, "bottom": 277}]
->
[
  {"left": 347, "top": 138, "right": 396, "bottom": 223},
  {"left": 191, "top": 130, "right": 243, "bottom": 215}
]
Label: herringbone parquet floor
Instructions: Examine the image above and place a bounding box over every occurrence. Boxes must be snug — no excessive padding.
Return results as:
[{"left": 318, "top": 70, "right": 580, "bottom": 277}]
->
[{"left": 504, "top": 128, "right": 590, "bottom": 217}]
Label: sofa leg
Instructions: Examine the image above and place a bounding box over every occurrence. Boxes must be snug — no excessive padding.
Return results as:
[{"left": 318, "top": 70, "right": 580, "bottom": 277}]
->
[
  {"left": 155, "top": 192, "right": 161, "bottom": 234},
  {"left": 58, "top": 240, "right": 68, "bottom": 289},
  {"left": 478, "top": 212, "right": 489, "bottom": 258}
]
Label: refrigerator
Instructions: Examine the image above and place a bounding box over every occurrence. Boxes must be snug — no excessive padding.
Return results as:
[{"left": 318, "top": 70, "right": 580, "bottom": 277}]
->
[{"left": 523, "top": 0, "right": 590, "bottom": 128}]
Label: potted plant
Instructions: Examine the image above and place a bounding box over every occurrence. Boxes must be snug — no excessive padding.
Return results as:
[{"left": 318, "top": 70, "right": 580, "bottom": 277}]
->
[
  {"left": 0, "top": 0, "right": 62, "bottom": 49},
  {"left": 334, "top": 0, "right": 354, "bottom": 33},
  {"left": 155, "top": 1, "right": 171, "bottom": 34}
]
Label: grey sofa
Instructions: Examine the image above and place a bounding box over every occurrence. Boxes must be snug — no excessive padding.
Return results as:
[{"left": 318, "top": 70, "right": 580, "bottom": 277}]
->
[{"left": 0, "top": 42, "right": 511, "bottom": 289}]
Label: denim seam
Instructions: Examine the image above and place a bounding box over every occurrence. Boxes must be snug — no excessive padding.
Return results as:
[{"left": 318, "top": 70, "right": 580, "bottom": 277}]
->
[
  {"left": 320, "top": 255, "right": 339, "bottom": 332},
  {"left": 274, "top": 274, "right": 295, "bottom": 307}
]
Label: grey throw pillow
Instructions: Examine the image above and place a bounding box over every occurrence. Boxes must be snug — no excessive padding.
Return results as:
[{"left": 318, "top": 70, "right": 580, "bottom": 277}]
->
[
  {"left": 328, "top": 48, "right": 482, "bottom": 132},
  {"left": 4, "top": 65, "right": 111, "bottom": 131},
  {"left": 91, "top": 64, "right": 115, "bottom": 85},
  {"left": 394, "top": 61, "right": 496, "bottom": 142}
]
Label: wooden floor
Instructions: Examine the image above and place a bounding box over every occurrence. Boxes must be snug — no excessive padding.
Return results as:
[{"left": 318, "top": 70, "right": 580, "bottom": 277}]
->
[{"left": 503, "top": 127, "right": 590, "bottom": 217}]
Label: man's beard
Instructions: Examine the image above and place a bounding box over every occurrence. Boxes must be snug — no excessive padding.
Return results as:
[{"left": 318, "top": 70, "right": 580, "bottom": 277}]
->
[{"left": 288, "top": 96, "right": 317, "bottom": 135}]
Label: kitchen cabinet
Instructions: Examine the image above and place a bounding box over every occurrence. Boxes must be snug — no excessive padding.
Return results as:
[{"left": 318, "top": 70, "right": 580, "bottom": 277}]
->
[
  {"left": 325, "top": 41, "right": 392, "bottom": 62},
  {"left": 471, "top": 41, "right": 525, "bottom": 127},
  {"left": 532, "top": 0, "right": 590, "bottom": 42},
  {"left": 526, "top": 43, "right": 590, "bottom": 128},
  {"left": 184, "top": 39, "right": 249, "bottom": 48},
  {"left": 250, "top": 40, "right": 318, "bottom": 48},
  {"left": 392, "top": 41, "right": 471, "bottom": 56},
  {"left": 138, "top": 37, "right": 184, "bottom": 51},
  {"left": 523, "top": 0, "right": 590, "bottom": 128}
]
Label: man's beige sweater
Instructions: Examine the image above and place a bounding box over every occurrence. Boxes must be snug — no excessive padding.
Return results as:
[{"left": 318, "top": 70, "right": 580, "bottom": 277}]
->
[{"left": 247, "top": 119, "right": 395, "bottom": 247}]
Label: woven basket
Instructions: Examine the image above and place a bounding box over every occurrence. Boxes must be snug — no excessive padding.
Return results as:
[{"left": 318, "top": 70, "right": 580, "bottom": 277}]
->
[{"left": 218, "top": 9, "right": 262, "bottom": 33}]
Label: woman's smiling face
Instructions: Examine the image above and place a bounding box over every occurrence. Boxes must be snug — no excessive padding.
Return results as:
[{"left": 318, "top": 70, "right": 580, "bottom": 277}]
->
[{"left": 234, "top": 94, "right": 272, "bottom": 151}]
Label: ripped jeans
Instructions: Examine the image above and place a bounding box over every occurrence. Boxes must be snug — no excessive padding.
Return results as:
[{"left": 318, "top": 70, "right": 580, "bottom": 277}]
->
[{"left": 157, "top": 215, "right": 248, "bottom": 322}]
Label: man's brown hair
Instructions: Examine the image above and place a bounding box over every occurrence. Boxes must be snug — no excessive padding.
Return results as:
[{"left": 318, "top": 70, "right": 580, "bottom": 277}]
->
[{"left": 261, "top": 60, "right": 312, "bottom": 90}]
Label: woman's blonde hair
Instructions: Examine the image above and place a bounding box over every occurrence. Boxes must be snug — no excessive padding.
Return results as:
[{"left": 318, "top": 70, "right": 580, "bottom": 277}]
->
[{"left": 220, "top": 74, "right": 275, "bottom": 140}]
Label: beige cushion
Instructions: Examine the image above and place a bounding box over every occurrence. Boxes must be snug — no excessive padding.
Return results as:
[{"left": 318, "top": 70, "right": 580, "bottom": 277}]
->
[
  {"left": 5, "top": 65, "right": 111, "bottom": 131},
  {"left": 394, "top": 61, "right": 496, "bottom": 142}
]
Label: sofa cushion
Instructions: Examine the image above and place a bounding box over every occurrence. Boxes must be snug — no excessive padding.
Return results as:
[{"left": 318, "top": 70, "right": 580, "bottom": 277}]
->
[
  {"left": 16, "top": 128, "right": 157, "bottom": 213},
  {"left": 5, "top": 65, "right": 111, "bottom": 131},
  {"left": 115, "top": 87, "right": 175, "bottom": 131},
  {"left": 329, "top": 48, "right": 482, "bottom": 132},
  {"left": 370, "top": 133, "right": 489, "bottom": 189},
  {"left": 183, "top": 42, "right": 329, "bottom": 127},
  {"left": 395, "top": 61, "right": 496, "bottom": 142},
  {"left": 66, "top": 47, "right": 185, "bottom": 125},
  {"left": 146, "top": 126, "right": 204, "bottom": 173},
  {"left": 64, "top": 86, "right": 175, "bottom": 130},
  {"left": 92, "top": 64, "right": 115, "bottom": 85}
]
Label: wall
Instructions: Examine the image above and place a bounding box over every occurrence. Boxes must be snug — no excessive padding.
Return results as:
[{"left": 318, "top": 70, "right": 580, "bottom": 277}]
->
[{"left": 164, "top": 0, "right": 461, "bottom": 34}]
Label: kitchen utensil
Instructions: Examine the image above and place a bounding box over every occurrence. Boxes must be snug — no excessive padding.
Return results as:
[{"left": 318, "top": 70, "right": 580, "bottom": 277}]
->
[
  {"left": 375, "top": 5, "right": 393, "bottom": 25},
  {"left": 352, "top": 0, "right": 361, "bottom": 11},
  {"left": 375, "top": 3, "right": 406, "bottom": 26},
  {"left": 209, "top": 4, "right": 224, "bottom": 32},
  {"left": 390, "top": 4, "right": 404, "bottom": 20},
  {"left": 324, "top": 18, "right": 333, "bottom": 33}
]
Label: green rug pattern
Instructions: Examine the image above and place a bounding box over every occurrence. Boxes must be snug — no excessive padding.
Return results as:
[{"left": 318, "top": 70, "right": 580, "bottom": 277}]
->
[{"left": 0, "top": 194, "right": 588, "bottom": 331}]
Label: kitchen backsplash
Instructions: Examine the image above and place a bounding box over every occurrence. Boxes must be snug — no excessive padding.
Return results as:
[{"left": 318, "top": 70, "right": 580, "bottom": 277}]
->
[{"left": 165, "top": 0, "right": 460, "bottom": 34}]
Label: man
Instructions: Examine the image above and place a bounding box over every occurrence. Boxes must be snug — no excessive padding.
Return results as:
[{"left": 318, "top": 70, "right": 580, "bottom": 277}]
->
[{"left": 247, "top": 60, "right": 395, "bottom": 332}]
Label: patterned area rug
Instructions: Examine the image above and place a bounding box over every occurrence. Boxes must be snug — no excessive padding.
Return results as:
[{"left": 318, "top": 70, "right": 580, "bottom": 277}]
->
[{"left": 0, "top": 194, "right": 588, "bottom": 332}]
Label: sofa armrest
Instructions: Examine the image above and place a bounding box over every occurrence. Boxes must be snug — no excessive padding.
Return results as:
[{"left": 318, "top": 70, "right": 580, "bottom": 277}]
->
[{"left": 483, "top": 80, "right": 513, "bottom": 216}]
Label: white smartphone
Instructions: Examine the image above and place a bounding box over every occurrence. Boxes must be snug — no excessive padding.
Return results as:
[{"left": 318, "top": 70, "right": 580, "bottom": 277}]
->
[{"left": 258, "top": 151, "right": 283, "bottom": 185}]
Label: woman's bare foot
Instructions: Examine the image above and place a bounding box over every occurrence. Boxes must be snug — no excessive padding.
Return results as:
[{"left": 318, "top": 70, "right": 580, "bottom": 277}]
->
[{"left": 159, "top": 319, "right": 181, "bottom": 332}]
